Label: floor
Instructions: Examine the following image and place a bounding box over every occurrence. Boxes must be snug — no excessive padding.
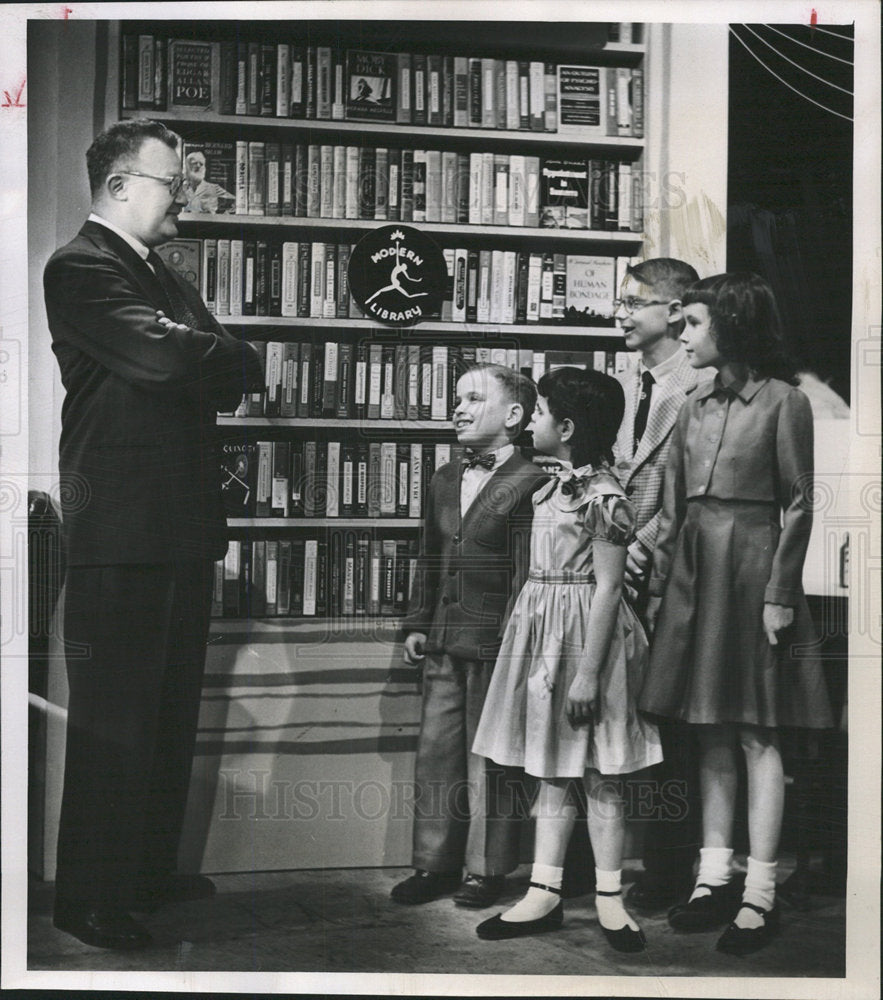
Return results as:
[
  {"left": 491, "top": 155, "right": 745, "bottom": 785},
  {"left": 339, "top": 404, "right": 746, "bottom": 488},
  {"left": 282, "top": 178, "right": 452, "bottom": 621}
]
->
[{"left": 26, "top": 857, "right": 846, "bottom": 981}]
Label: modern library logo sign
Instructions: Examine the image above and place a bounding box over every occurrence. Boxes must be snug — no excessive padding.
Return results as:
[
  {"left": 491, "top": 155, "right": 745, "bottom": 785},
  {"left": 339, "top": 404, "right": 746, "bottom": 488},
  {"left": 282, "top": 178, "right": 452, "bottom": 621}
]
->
[{"left": 348, "top": 225, "right": 446, "bottom": 325}]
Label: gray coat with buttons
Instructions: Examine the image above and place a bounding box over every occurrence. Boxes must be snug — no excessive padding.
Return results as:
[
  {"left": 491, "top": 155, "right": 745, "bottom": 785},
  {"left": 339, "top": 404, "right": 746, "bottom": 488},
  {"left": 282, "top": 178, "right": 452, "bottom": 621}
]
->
[{"left": 403, "top": 451, "right": 548, "bottom": 662}]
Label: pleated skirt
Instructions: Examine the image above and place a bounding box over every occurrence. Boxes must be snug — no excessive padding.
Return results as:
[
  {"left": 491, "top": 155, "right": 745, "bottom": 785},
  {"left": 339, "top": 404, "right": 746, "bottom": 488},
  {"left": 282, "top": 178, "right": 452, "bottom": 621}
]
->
[{"left": 639, "top": 498, "right": 833, "bottom": 729}]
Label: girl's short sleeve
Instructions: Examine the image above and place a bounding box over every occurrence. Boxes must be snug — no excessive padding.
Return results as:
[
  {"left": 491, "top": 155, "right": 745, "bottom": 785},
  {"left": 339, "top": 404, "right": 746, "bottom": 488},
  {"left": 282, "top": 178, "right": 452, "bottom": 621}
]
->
[{"left": 582, "top": 494, "right": 636, "bottom": 546}]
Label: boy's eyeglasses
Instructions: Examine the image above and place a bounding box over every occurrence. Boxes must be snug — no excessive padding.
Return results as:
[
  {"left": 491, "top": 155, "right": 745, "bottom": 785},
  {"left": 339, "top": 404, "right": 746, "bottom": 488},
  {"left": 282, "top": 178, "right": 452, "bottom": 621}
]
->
[
  {"left": 612, "top": 296, "right": 669, "bottom": 314},
  {"left": 118, "top": 170, "right": 185, "bottom": 198}
]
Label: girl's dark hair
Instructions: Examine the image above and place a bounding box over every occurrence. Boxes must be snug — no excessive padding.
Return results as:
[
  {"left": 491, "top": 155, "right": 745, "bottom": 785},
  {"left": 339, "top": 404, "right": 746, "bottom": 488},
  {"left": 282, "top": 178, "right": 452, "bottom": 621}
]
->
[
  {"left": 682, "top": 272, "right": 799, "bottom": 384},
  {"left": 536, "top": 366, "right": 624, "bottom": 468}
]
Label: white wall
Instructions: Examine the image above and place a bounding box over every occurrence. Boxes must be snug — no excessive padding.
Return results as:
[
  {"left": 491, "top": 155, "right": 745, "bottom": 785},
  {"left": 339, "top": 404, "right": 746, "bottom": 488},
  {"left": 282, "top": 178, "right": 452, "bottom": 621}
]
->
[
  {"left": 28, "top": 20, "right": 99, "bottom": 495},
  {"left": 27, "top": 20, "right": 99, "bottom": 879},
  {"left": 642, "top": 23, "right": 729, "bottom": 277}
]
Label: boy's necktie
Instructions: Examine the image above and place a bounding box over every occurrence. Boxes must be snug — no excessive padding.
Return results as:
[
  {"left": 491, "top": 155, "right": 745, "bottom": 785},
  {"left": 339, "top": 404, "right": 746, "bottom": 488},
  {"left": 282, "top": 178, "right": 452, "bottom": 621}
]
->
[
  {"left": 463, "top": 450, "right": 496, "bottom": 470},
  {"left": 146, "top": 250, "right": 202, "bottom": 329},
  {"left": 633, "top": 369, "right": 655, "bottom": 452}
]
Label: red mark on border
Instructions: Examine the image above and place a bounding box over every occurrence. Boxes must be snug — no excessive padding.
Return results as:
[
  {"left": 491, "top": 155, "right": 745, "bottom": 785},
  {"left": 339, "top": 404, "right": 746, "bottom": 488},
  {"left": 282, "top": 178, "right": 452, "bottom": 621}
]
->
[
  {"left": 2, "top": 79, "right": 26, "bottom": 108},
  {"left": 62, "top": 6, "right": 74, "bottom": 16},
  {"left": 810, "top": 9, "right": 818, "bottom": 25}
]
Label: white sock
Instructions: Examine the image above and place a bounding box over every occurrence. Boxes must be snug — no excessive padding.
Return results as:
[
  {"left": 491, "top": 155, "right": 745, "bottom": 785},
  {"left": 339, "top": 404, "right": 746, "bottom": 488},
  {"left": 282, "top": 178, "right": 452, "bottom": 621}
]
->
[
  {"left": 595, "top": 868, "right": 640, "bottom": 933},
  {"left": 500, "top": 863, "right": 562, "bottom": 923},
  {"left": 689, "top": 847, "right": 734, "bottom": 901},
  {"left": 735, "top": 857, "right": 777, "bottom": 929}
]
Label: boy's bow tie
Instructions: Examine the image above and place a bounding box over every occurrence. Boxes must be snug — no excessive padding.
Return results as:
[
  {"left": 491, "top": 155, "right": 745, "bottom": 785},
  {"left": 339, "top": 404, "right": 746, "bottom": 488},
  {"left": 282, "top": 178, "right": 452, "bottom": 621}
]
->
[{"left": 463, "top": 451, "right": 496, "bottom": 470}]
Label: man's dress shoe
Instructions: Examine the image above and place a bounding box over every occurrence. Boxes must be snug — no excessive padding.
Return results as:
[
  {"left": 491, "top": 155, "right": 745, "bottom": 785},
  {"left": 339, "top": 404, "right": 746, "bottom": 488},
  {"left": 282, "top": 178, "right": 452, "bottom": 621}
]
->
[
  {"left": 390, "top": 869, "right": 461, "bottom": 904},
  {"left": 453, "top": 874, "right": 506, "bottom": 908},
  {"left": 53, "top": 906, "right": 152, "bottom": 950}
]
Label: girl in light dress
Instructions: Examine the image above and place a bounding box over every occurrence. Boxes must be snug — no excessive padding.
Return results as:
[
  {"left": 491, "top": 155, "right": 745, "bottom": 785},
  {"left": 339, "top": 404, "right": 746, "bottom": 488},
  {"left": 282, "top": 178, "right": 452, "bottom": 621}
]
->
[{"left": 472, "top": 366, "right": 661, "bottom": 953}]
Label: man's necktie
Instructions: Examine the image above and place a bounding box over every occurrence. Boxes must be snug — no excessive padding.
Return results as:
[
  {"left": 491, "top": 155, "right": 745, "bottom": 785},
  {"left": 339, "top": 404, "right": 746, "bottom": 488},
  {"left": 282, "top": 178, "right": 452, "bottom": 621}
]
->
[
  {"left": 147, "top": 249, "right": 202, "bottom": 329},
  {"left": 463, "top": 450, "right": 496, "bottom": 471},
  {"left": 633, "top": 369, "right": 655, "bottom": 453}
]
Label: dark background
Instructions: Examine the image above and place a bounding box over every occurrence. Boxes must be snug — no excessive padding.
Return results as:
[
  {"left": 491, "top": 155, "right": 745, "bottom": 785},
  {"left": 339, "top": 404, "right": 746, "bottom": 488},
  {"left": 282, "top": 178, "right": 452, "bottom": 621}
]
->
[{"left": 727, "top": 24, "right": 853, "bottom": 403}]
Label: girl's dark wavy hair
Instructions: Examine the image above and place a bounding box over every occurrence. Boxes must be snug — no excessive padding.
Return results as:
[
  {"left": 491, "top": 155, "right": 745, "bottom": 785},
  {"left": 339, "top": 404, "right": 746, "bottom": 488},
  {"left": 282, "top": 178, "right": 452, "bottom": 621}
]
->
[
  {"left": 682, "top": 272, "right": 799, "bottom": 384},
  {"left": 536, "top": 366, "right": 624, "bottom": 468}
]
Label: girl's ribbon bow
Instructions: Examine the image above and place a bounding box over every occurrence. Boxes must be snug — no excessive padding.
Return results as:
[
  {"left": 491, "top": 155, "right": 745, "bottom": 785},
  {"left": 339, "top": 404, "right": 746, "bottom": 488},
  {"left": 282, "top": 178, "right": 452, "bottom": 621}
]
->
[{"left": 555, "top": 462, "right": 594, "bottom": 496}]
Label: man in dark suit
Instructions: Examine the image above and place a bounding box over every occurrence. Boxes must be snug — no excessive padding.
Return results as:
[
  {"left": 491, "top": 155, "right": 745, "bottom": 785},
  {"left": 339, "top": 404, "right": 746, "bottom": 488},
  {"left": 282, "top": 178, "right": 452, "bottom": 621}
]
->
[
  {"left": 391, "top": 364, "right": 546, "bottom": 909},
  {"left": 44, "top": 119, "right": 264, "bottom": 949}
]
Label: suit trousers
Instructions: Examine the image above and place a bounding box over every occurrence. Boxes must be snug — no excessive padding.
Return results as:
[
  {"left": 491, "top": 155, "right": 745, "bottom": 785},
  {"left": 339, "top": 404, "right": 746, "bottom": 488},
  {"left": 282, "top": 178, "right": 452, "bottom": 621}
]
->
[
  {"left": 640, "top": 718, "right": 701, "bottom": 882},
  {"left": 54, "top": 560, "right": 213, "bottom": 910},
  {"left": 412, "top": 652, "right": 522, "bottom": 876}
]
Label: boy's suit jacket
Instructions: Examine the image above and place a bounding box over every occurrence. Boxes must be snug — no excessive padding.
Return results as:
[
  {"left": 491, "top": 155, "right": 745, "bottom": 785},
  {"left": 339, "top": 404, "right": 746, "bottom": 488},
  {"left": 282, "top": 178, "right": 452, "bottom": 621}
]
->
[
  {"left": 403, "top": 451, "right": 547, "bottom": 662},
  {"left": 613, "top": 351, "right": 702, "bottom": 554},
  {"left": 44, "top": 220, "right": 263, "bottom": 566}
]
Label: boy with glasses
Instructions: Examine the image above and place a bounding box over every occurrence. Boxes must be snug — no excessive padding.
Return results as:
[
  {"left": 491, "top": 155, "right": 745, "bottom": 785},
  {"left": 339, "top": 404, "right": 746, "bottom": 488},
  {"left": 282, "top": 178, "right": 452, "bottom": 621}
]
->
[{"left": 611, "top": 257, "right": 710, "bottom": 912}]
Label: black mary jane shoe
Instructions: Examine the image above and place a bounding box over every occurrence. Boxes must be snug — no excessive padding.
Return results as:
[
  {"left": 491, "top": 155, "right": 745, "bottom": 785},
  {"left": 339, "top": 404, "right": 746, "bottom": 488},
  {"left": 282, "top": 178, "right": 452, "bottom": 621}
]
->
[
  {"left": 476, "top": 881, "right": 564, "bottom": 940},
  {"left": 596, "top": 889, "right": 646, "bottom": 953},
  {"left": 716, "top": 902, "right": 779, "bottom": 956},
  {"left": 668, "top": 873, "right": 746, "bottom": 932}
]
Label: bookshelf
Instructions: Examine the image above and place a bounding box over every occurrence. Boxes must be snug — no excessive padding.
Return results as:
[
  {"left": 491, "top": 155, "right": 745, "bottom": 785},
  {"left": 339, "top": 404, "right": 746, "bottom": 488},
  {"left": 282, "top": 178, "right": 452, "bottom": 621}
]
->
[
  {"left": 96, "top": 13, "right": 663, "bottom": 872},
  {"left": 112, "top": 17, "right": 648, "bottom": 632}
]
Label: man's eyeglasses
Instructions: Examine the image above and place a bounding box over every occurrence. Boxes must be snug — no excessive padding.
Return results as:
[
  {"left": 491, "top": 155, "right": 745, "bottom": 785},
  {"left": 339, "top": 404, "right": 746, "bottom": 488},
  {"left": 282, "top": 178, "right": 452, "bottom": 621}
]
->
[
  {"left": 118, "top": 170, "right": 185, "bottom": 198},
  {"left": 612, "top": 296, "right": 669, "bottom": 315}
]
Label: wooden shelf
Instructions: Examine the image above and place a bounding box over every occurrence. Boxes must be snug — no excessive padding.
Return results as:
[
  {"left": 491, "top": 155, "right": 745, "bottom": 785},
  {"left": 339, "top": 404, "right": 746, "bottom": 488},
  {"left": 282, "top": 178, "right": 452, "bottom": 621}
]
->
[
  {"left": 228, "top": 518, "right": 421, "bottom": 528},
  {"left": 218, "top": 416, "right": 451, "bottom": 430},
  {"left": 208, "top": 615, "right": 405, "bottom": 633},
  {"left": 211, "top": 316, "right": 621, "bottom": 337},
  {"left": 125, "top": 107, "right": 644, "bottom": 152},
  {"left": 176, "top": 213, "right": 644, "bottom": 245}
]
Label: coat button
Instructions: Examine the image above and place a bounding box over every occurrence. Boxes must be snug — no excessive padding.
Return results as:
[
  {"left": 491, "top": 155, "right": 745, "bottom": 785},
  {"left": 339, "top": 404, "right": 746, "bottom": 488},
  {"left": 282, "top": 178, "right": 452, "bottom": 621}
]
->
[
  {"left": 441, "top": 595, "right": 450, "bottom": 605},
  {"left": 451, "top": 534, "right": 460, "bottom": 544}
]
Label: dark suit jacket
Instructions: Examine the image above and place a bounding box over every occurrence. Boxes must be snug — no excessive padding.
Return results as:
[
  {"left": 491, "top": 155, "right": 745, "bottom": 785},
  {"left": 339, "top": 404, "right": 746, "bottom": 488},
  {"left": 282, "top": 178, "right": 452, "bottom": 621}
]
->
[
  {"left": 403, "top": 451, "right": 547, "bottom": 662},
  {"left": 44, "top": 220, "right": 264, "bottom": 566}
]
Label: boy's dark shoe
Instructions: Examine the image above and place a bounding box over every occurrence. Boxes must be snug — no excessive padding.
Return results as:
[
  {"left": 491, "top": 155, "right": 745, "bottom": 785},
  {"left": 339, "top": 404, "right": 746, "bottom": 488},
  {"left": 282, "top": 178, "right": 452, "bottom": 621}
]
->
[
  {"left": 390, "top": 869, "right": 461, "bottom": 904},
  {"left": 627, "top": 874, "right": 693, "bottom": 912},
  {"left": 668, "top": 872, "right": 747, "bottom": 932},
  {"left": 453, "top": 874, "right": 506, "bottom": 908},
  {"left": 53, "top": 905, "right": 153, "bottom": 950}
]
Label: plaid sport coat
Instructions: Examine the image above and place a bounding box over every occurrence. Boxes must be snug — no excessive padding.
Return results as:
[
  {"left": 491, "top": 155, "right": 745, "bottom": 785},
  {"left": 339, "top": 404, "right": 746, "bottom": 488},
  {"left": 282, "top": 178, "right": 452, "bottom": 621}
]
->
[{"left": 613, "top": 350, "right": 705, "bottom": 554}]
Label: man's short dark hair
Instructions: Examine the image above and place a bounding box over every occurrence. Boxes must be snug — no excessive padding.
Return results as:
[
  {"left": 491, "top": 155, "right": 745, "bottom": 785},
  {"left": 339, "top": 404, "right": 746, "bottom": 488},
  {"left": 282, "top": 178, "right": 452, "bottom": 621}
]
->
[
  {"left": 86, "top": 119, "right": 181, "bottom": 196},
  {"left": 626, "top": 258, "right": 700, "bottom": 301}
]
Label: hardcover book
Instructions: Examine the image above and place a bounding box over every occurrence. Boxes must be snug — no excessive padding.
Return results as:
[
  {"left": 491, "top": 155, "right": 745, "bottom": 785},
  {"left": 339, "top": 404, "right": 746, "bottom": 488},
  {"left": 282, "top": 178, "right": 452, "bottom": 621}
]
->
[
  {"left": 167, "top": 39, "right": 215, "bottom": 110},
  {"left": 564, "top": 254, "right": 616, "bottom": 323},
  {"left": 345, "top": 50, "right": 396, "bottom": 122},
  {"left": 557, "top": 64, "right": 606, "bottom": 136}
]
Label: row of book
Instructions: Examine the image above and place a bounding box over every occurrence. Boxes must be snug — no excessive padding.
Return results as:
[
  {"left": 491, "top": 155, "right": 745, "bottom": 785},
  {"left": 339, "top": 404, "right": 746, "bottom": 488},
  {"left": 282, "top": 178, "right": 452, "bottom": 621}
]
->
[
  {"left": 122, "top": 36, "right": 644, "bottom": 139},
  {"left": 158, "top": 238, "right": 627, "bottom": 325},
  {"left": 179, "top": 138, "right": 643, "bottom": 233},
  {"left": 221, "top": 440, "right": 463, "bottom": 520},
  {"left": 226, "top": 341, "right": 635, "bottom": 423},
  {"left": 212, "top": 535, "right": 418, "bottom": 618}
]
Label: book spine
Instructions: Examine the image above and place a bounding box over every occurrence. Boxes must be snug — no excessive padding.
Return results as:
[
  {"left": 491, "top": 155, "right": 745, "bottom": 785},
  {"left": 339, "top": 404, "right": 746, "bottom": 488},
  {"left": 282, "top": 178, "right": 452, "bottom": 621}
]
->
[
  {"left": 260, "top": 43, "right": 276, "bottom": 116},
  {"left": 234, "top": 42, "right": 248, "bottom": 115},
  {"left": 320, "top": 144, "right": 334, "bottom": 218},
  {"left": 247, "top": 141, "right": 265, "bottom": 215},
  {"left": 289, "top": 46, "right": 304, "bottom": 117},
  {"left": 453, "top": 56, "right": 469, "bottom": 127},
  {"left": 276, "top": 43, "right": 290, "bottom": 117},
  {"left": 326, "top": 440, "right": 341, "bottom": 516},
  {"left": 345, "top": 146, "right": 360, "bottom": 220},
  {"left": 396, "top": 52, "right": 412, "bottom": 123},
  {"left": 235, "top": 141, "right": 248, "bottom": 214},
  {"left": 331, "top": 49, "right": 346, "bottom": 121}
]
